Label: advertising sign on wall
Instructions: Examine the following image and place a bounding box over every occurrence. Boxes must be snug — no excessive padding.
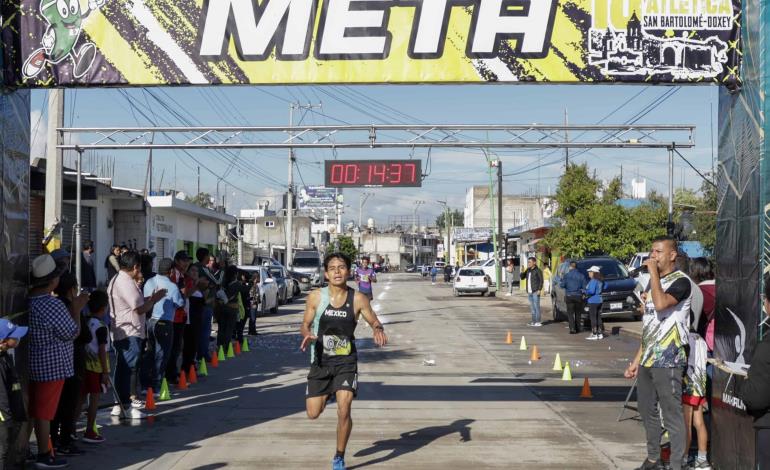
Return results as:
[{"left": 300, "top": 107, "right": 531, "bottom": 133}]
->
[
  {"left": 2, "top": 0, "right": 742, "bottom": 86},
  {"left": 298, "top": 186, "right": 337, "bottom": 211}
]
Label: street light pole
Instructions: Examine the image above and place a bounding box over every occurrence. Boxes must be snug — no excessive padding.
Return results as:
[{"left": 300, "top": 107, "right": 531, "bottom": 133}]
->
[
  {"left": 413, "top": 200, "right": 424, "bottom": 265},
  {"left": 74, "top": 146, "right": 83, "bottom": 287}
]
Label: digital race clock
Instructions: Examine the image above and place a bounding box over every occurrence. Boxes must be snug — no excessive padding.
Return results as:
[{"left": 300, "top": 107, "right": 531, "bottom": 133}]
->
[{"left": 324, "top": 160, "right": 422, "bottom": 188}]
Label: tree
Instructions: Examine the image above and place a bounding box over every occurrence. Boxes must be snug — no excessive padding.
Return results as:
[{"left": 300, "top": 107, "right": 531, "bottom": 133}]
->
[
  {"left": 544, "top": 166, "right": 667, "bottom": 260},
  {"left": 691, "top": 176, "right": 717, "bottom": 256},
  {"left": 336, "top": 235, "right": 358, "bottom": 262},
  {"left": 554, "top": 163, "right": 599, "bottom": 218},
  {"left": 436, "top": 209, "right": 464, "bottom": 230},
  {"left": 186, "top": 192, "right": 215, "bottom": 209}
]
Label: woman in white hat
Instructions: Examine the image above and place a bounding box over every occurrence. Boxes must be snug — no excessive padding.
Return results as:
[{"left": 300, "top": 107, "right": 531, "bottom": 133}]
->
[{"left": 585, "top": 266, "right": 605, "bottom": 340}]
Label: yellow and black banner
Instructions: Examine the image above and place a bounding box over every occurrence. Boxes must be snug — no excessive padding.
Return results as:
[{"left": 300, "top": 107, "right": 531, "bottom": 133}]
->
[{"left": 1, "top": 0, "right": 742, "bottom": 86}]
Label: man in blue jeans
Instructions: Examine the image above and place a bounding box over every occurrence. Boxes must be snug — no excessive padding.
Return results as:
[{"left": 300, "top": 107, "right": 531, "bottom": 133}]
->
[
  {"left": 520, "top": 257, "right": 543, "bottom": 326},
  {"left": 142, "top": 258, "right": 185, "bottom": 392},
  {"left": 107, "top": 251, "right": 165, "bottom": 420}
]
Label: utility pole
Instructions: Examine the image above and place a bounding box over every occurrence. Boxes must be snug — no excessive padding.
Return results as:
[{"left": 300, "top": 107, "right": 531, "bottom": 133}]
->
[
  {"left": 196, "top": 166, "right": 200, "bottom": 247},
  {"left": 668, "top": 144, "right": 675, "bottom": 236},
  {"left": 287, "top": 102, "right": 321, "bottom": 269},
  {"left": 497, "top": 158, "right": 503, "bottom": 262},
  {"left": 358, "top": 192, "right": 373, "bottom": 254},
  {"left": 44, "top": 89, "right": 65, "bottom": 250},
  {"left": 74, "top": 147, "right": 83, "bottom": 286},
  {"left": 412, "top": 200, "right": 424, "bottom": 265},
  {"left": 489, "top": 158, "right": 502, "bottom": 293},
  {"left": 564, "top": 107, "right": 570, "bottom": 167}
]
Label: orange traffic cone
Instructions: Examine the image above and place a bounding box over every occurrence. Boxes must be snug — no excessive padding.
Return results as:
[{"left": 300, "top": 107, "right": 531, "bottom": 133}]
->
[
  {"left": 530, "top": 345, "right": 540, "bottom": 361},
  {"left": 145, "top": 387, "right": 156, "bottom": 410},
  {"left": 188, "top": 365, "right": 198, "bottom": 384},
  {"left": 234, "top": 340, "right": 242, "bottom": 355},
  {"left": 505, "top": 331, "right": 513, "bottom": 344},
  {"left": 178, "top": 371, "right": 188, "bottom": 390},
  {"left": 580, "top": 377, "right": 593, "bottom": 398},
  {"left": 210, "top": 351, "right": 219, "bottom": 368}
]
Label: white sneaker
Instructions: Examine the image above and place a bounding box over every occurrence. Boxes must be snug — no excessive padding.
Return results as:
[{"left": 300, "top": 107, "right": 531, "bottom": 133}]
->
[
  {"left": 596, "top": 333, "right": 604, "bottom": 339},
  {"left": 586, "top": 334, "right": 598, "bottom": 340},
  {"left": 131, "top": 399, "right": 145, "bottom": 409},
  {"left": 533, "top": 322, "right": 543, "bottom": 327},
  {"left": 129, "top": 408, "right": 148, "bottom": 420},
  {"left": 110, "top": 405, "right": 122, "bottom": 417}
]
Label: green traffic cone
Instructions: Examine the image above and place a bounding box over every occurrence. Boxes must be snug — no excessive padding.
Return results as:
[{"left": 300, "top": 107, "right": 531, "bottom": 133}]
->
[
  {"left": 198, "top": 358, "right": 208, "bottom": 376},
  {"left": 226, "top": 342, "right": 235, "bottom": 358},
  {"left": 159, "top": 378, "right": 171, "bottom": 401},
  {"left": 242, "top": 338, "right": 250, "bottom": 353},
  {"left": 218, "top": 345, "right": 226, "bottom": 362}
]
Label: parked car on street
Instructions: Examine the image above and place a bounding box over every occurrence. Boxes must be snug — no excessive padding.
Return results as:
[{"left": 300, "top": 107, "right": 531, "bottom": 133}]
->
[
  {"left": 237, "top": 265, "right": 279, "bottom": 314},
  {"left": 463, "top": 258, "right": 501, "bottom": 285},
  {"left": 288, "top": 270, "right": 308, "bottom": 296},
  {"left": 268, "top": 265, "right": 297, "bottom": 304},
  {"left": 453, "top": 268, "right": 490, "bottom": 296},
  {"left": 405, "top": 264, "right": 417, "bottom": 273},
  {"left": 550, "top": 256, "right": 640, "bottom": 324},
  {"left": 292, "top": 250, "right": 323, "bottom": 290}
]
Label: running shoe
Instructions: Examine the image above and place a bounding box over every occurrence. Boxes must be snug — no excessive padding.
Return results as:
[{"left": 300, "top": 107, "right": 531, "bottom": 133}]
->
[
  {"left": 110, "top": 405, "right": 123, "bottom": 417},
  {"left": 55, "top": 444, "right": 85, "bottom": 456},
  {"left": 636, "top": 458, "right": 664, "bottom": 470},
  {"left": 131, "top": 399, "right": 145, "bottom": 409},
  {"left": 35, "top": 453, "right": 68, "bottom": 469},
  {"left": 526, "top": 322, "right": 536, "bottom": 327},
  {"left": 596, "top": 333, "right": 605, "bottom": 339},
  {"left": 81, "top": 431, "right": 105, "bottom": 444},
  {"left": 533, "top": 322, "right": 543, "bottom": 327},
  {"left": 689, "top": 459, "right": 712, "bottom": 470},
  {"left": 586, "top": 334, "right": 598, "bottom": 340},
  {"left": 129, "top": 408, "right": 148, "bottom": 420},
  {"left": 332, "top": 456, "right": 346, "bottom": 470}
]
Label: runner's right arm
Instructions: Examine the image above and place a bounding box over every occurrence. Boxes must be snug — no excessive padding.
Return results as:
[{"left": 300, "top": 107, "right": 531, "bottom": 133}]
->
[{"left": 300, "top": 290, "right": 320, "bottom": 351}]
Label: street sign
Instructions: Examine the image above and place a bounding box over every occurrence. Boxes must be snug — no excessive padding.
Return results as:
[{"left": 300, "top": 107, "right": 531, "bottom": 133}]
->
[{"left": 324, "top": 160, "right": 422, "bottom": 188}]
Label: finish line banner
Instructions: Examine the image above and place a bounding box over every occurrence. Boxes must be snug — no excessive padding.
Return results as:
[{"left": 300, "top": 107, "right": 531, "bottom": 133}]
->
[{"left": 2, "top": 0, "right": 742, "bottom": 86}]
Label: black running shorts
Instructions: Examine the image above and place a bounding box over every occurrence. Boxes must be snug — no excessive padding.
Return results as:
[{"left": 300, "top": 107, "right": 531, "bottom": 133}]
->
[{"left": 306, "top": 362, "right": 358, "bottom": 398}]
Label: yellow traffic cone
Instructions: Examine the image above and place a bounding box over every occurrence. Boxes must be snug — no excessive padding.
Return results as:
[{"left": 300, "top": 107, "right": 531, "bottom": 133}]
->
[
  {"left": 519, "top": 336, "right": 527, "bottom": 351},
  {"left": 218, "top": 345, "right": 226, "bottom": 362},
  {"left": 242, "top": 338, "right": 250, "bottom": 352},
  {"left": 226, "top": 342, "right": 235, "bottom": 358},
  {"left": 561, "top": 362, "right": 572, "bottom": 381},
  {"left": 552, "top": 353, "right": 562, "bottom": 371},
  {"left": 198, "top": 358, "right": 208, "bottom": 376},
  {"left": 159, "top": 378, "right": 171, "bottom": 401}
]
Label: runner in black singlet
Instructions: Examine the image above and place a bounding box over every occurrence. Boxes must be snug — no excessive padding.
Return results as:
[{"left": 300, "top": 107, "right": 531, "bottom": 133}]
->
[{"left": 300, "top": 252, "right": 387, "bottom": 470}]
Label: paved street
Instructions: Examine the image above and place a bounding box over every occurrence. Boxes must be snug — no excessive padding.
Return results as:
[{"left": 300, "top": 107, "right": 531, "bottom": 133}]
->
[{"left": 74, "top": 273, "right": 647, "bottom": 469}]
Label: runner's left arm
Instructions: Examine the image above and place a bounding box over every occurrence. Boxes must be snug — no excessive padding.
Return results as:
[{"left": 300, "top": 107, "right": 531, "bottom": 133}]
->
[{"left": 355, "top": 292, "right": 387, "bottom": 347}]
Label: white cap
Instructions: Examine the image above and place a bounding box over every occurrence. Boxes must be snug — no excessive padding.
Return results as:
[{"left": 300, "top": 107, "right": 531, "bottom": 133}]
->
[{"left": 587, "top": 266, "right": 601, "bottom": 273}]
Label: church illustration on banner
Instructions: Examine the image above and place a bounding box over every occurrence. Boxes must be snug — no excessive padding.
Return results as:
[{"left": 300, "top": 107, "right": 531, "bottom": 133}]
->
[{"left": 588, "top": 12, "right": 729, "bottom": 80}]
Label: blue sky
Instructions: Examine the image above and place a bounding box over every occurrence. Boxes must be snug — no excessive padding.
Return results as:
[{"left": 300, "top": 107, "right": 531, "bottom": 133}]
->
[{"left": 30, "top": 84, "right": 718, "bottom": 226}]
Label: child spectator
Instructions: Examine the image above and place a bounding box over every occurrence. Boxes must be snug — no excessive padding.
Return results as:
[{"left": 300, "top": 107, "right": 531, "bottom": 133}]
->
[
  {"left": 80, "top": 291, "right": 110, "bottom": 444},
  {"left": 0, "top": 319, "right": 28, "bottom": 468}
]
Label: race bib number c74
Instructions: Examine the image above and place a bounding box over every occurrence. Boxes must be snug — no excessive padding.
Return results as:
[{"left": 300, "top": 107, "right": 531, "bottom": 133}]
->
[{"left": 323, "top": 335, "right": 351, "bottom": 356}]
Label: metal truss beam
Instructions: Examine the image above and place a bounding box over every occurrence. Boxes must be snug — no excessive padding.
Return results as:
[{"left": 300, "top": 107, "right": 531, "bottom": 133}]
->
[{"left": 57, "top": 124, "right": 695, "bottom": 150}]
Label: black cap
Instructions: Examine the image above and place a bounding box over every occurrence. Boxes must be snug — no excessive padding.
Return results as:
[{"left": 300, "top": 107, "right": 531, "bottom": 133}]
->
[{"left": 174, "top": 250, "right": 191, "bottom": 261}]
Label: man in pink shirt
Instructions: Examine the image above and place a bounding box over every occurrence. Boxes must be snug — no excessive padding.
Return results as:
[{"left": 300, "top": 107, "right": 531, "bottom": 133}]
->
[{"left": 107, "top": 251, "right": 165, "bottom": 419}]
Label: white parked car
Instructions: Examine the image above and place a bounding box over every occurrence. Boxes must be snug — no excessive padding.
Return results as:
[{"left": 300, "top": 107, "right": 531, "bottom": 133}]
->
[
  {"left": 453, "top": 267, "right": 491, "bottom": 296},
  {"left": 463, "top": 258, "right": 500, "bottom": 284},
  {"left": 237, "top": 265, "right": 280, "bottom": 314}
]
